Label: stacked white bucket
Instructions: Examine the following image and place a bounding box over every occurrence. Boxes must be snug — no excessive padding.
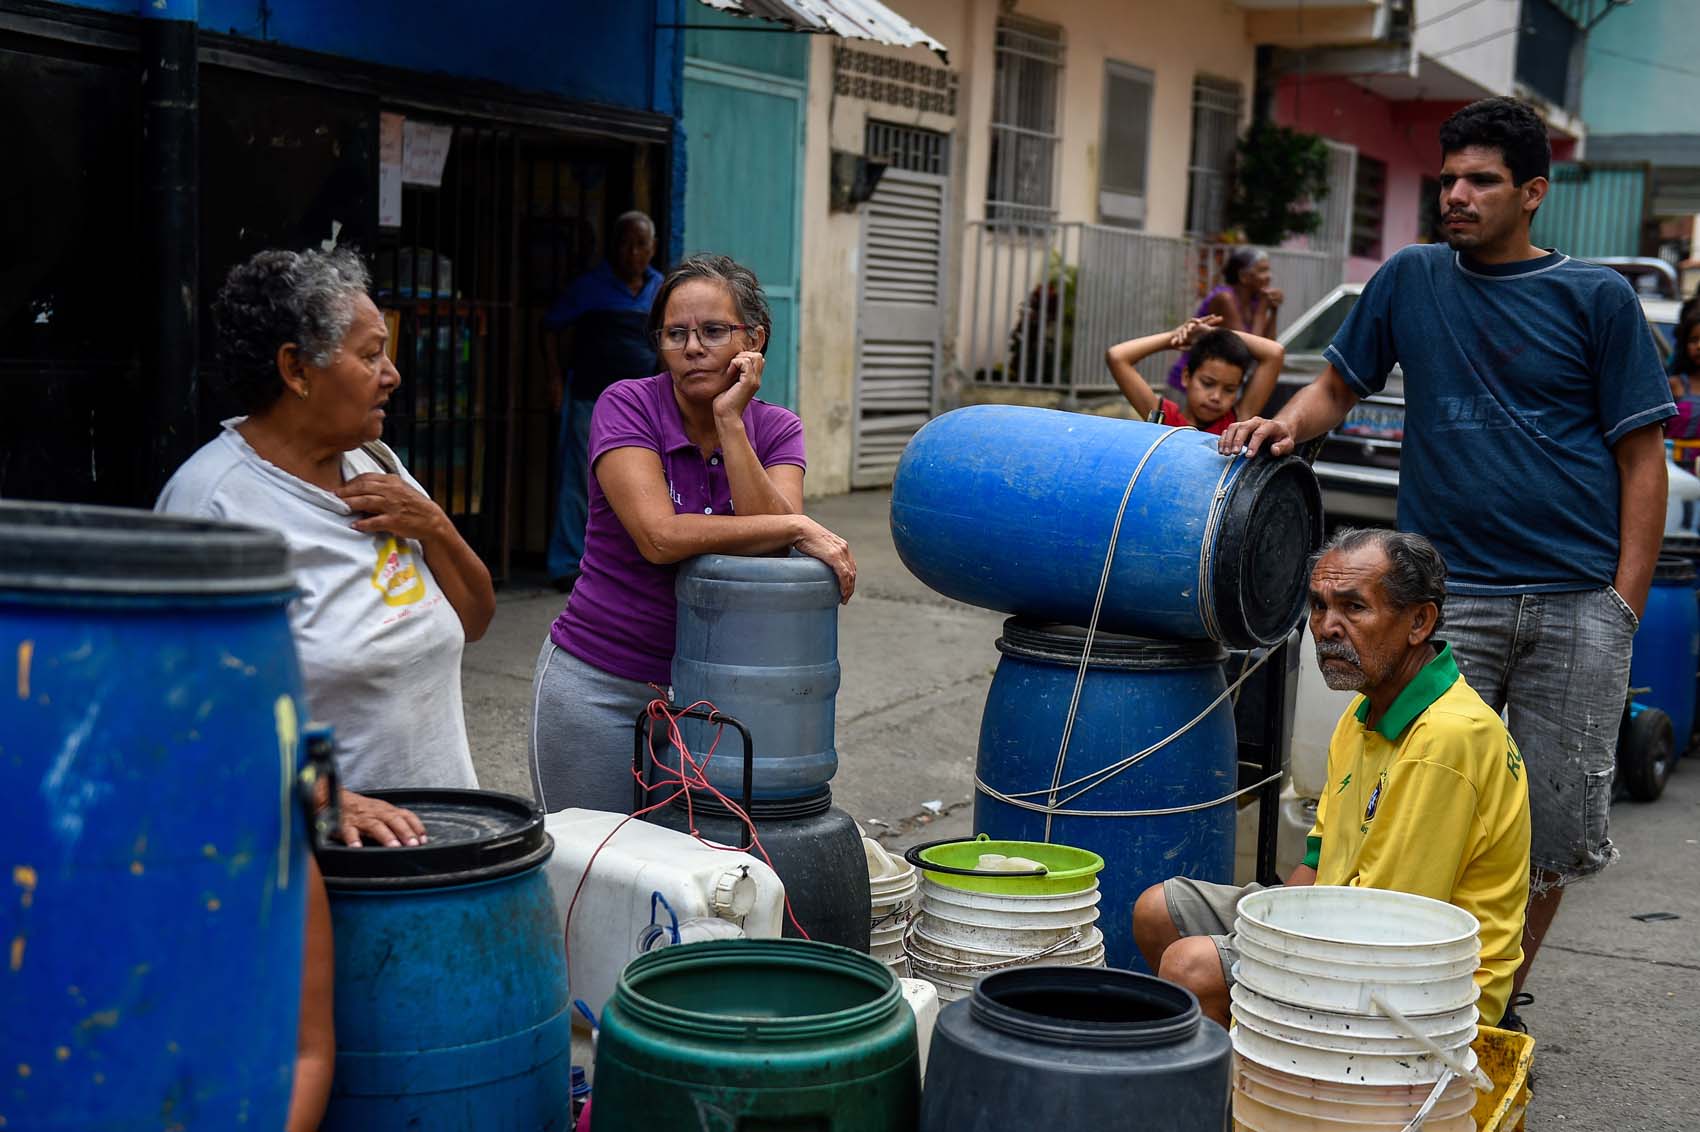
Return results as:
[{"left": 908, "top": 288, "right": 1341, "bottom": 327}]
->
[
  {"left": 1230, "top": 887, "right": 1488, "bottom": 1132},
  {"left": 906, "top": 855, "right": 1106, "bottom": 1003},
  {"left": 864, "top": 838, "right": 920, "bottom": 977}
]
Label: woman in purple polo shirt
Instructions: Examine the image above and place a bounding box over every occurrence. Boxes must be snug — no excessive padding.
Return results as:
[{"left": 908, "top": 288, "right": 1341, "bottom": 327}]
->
[{"left": 528, "top": 254, "right": 857, "bottom": 813}]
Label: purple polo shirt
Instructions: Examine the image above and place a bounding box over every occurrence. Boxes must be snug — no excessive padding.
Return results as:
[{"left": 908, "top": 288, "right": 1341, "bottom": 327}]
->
[{"left": 550, "top": 372, "right": 807, "bottom": 683}]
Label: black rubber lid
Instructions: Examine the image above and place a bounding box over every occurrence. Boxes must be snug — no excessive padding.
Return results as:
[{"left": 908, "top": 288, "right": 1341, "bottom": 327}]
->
[
  {"left": 317, "top": 789, "right": 551, "bottom": 890},
  {"left": 998, "top": 618, "right": 1226, "bottom": 670},
  {"left": 0, "top": 501, "right": 293, "bottom": 595},
  {"left": 1662, "top": 534, "right": 1700, "bottom": 560},
  {"left": 970, "top": 966, "right": 1201, "bottom": 1049},
  {"left": 666, "top": 785, "right": 833, "bottom": 822},
  {"left": 1209, "top": 456, "right": 1323, "bottom": 648},
  {"left": 1655, "top": 554, "right": 1696, "bottom": 583}
]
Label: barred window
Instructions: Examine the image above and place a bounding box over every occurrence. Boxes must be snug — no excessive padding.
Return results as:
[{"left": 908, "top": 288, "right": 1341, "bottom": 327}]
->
[
  {"left": 986, "top": 17, "right": 1063, "bottom": 227},
  {"left": 1185, "top": 76, "right": 1243, "bottom": 238},
  {"left": 867, "top": 119, "right": 950, "bottom": 176}
]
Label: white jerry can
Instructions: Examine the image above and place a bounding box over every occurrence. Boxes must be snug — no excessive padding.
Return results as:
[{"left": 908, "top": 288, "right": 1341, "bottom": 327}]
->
[{"left": 543, "top": 808, "right": 787, "bottom": 1019}]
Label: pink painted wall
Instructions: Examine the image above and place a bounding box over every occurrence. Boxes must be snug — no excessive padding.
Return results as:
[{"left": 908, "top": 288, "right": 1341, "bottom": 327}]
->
[
  {"left": 1275, "top": 76, "right": 1465, "bottom": 282},
  {"left": 1276, "top": 76, "right": 1581, "bottom": 281}
]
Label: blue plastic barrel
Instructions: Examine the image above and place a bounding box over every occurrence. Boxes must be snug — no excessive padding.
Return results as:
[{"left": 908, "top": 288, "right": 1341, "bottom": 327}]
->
[
  {"left": 974, "top": 621, "right": 1237, "bottom": 970},
  {"left": 891, "top": 406, "right": 1322, "bottom": 649},
  {"left": 1629, "top": 555, "right": 1699, "bottom": 752},
  {"left": 671, "top": 553, "right": 841, "bottom": 797},
  {"left": 1658, "top": 535, "right": 1700, "bottom": 753},
  {"left": 319, "top": 789, "right": 570, "bottom": 1132},
  {"left": 0, "top": 501, "right": 307, "bottom": 1130}
]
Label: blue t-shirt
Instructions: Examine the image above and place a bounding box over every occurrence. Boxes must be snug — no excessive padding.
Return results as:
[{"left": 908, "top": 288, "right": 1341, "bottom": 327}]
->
[
  {"left": 544, "top": 260, "right": 664, "bottom": 401},
  {"left": 1326, "top": 244, "right": 1673, "bottom": 594}
]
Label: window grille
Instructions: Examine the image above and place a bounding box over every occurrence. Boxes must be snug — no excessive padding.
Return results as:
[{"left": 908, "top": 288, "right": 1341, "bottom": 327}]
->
[
  {"left": 986, "top": 18, "right": 1063, "bottom": 227},
  {"left": 866, "top": 119, "right": 950, "bottom": 176},
  {"left": 1351, "top": 155, "right": 1388, "bottom": 260},
  {"left": 1185, "top": 76, "right": 1243, "bottom": 238}
]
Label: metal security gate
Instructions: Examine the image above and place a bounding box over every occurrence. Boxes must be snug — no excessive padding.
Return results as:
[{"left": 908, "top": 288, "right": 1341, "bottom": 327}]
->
[
  {"left": 853, "top": 144, "right": 949, "bottom": 487},
  {"left": 1532, "top": 162, "right": 1650, "bottom": 259}
]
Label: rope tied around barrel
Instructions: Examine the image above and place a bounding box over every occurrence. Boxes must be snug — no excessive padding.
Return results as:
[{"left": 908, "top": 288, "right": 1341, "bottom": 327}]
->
[{"left": 1031, "top": 426, "right": 1277, "bottom": 830}]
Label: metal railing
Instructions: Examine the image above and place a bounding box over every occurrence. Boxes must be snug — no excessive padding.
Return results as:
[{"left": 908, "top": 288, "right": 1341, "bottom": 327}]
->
[{"left": 963, "top": 221, "right": 1343, "bottom": 398}]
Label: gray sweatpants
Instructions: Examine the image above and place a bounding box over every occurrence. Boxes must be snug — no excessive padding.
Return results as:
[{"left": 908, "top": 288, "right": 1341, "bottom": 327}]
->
[{"left": 529, "top": 640, "right": 662, "bottom": 814}]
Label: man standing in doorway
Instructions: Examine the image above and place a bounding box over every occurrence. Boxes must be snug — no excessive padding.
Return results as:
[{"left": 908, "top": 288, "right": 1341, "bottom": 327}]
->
[
  {"left": 1219, "top": 98, "right": 1674, "bottom": 1027},
  {"left": 544, "top": 210, "right": 663, "bottom": 592}
]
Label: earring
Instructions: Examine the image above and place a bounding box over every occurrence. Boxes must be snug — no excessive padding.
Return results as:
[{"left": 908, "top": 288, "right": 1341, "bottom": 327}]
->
[{"left": 298, "top": 387, "right": 309, "bottom": 401}]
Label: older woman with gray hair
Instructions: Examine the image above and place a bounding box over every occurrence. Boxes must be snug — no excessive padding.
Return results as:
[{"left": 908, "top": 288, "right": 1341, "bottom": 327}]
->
[
  {"left": 1167, "top": 245, "right": 1284, "bottom": 392},
  {"left": 530, "top": 253, "right": 856, "bottom": 813},
  {"left": 157, "top": 247, "right": 496, "bottom": 838}
]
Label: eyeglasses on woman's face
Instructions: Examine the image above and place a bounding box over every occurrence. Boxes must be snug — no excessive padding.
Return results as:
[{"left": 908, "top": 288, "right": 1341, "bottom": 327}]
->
[{"left": 654, "top": 322, "right": 754, "bottom": 351}]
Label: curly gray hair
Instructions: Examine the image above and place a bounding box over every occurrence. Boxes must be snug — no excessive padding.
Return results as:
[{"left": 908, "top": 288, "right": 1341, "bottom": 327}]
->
[{"left": 212, "top": 247, "right": 373, "bottom": 413}]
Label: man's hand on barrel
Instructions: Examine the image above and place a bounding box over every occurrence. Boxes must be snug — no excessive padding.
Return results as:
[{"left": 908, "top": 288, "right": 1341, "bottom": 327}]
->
[
  {"left": 336, "top": 788, "right": 428, "bottom": 848},
  {"left": 1216, "top": 415, "right": 1296, "bottom": 459}
]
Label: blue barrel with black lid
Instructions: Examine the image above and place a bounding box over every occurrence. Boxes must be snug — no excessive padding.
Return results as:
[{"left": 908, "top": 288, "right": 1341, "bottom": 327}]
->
[
  {"left": 0, "top": 500, "right": 309, "bottom": 1130},
  {"left": 890, "top": 405, "right": 1322, "bottom": 649},
  {"left": 1629, "top": 554, "right": 1700, "bottom": 755},
  {"left": 974, "top": 620, "right": 1237, "bottom": 970},
  {"left": 318, "top": 788, "right": 570, "bottom": 1132}
]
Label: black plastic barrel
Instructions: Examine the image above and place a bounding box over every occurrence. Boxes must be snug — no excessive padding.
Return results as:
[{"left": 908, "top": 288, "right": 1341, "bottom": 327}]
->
[
  {"left": 919, "top": 966, "right": 1231, "bottom": 1130},
  {"left": 647, "top": 788, "right": 872, "bottom": 951}
]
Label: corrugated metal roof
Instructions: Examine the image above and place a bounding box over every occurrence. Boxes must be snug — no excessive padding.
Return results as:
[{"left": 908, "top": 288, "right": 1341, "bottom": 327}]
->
[{"left": 696, "top": 0, "right": 948, "bottom": 61}]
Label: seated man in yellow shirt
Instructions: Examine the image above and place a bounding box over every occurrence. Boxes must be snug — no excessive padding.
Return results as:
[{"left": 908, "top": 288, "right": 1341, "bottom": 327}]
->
[{"left": 1133, "top": 527, "right": 1531, "bottom": 1028}]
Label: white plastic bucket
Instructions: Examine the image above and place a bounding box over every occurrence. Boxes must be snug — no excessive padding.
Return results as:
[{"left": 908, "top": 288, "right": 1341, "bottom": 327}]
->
[
  {"left": 1235, "top": 887, "right": 1480, "bottom": 965},
  {"left": 899, "top": 977, "right": 939, "bottom": 1078},
  {"left": 1230, "top": 1022, "right": 1479, "bottom": 1088},
  {"left": 1233, "top": 950, "right": 1480, "bottom": 1016},
  {"left": 909, "top": 923, "right": 1105, "bottom": 968},
  {"left": 1232, "top": 1055, "right": 1476, "bottom": 1124},
  {"left": 1231, "top": 984, "right": 1479, "bottom": 1044},
  {"left": 917, "top": 881, "right": 1100, "bottom": 951},
  {"left": 1233, "top": 930, "right": 1480, "bottom": 984},
  {"left": 1232, "top": 1086, "right": 1475, "bottom": 1132},
  {"left": 1230, "top": 987, "right": 1477, "bottom": 1056}
]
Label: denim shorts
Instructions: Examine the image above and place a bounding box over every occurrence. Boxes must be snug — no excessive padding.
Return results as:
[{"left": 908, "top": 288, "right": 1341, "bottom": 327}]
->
[{"left": 1444, "top": 586, "right": 1633, "bottom": 885}]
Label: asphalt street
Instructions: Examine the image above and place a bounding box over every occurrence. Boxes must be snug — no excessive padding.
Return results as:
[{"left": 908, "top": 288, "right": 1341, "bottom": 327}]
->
[{"left": 463, "top": 488, "right": 1699, "bottom": 1130}]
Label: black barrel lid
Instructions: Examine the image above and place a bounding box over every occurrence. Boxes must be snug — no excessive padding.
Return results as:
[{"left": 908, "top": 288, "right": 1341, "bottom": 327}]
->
[
  {"left": 1662, "top": 533, "right": 1700, "bottom": 559},
  {"left": 1655, "top": 554, "right": 1696, "bottom": 583},
  {"left": 998, "top": 618, "right": 1227, "bottom": 670},
  {"left": 1210, "top": 456, "right": 1324, "bottom": 648},
  {"left": 0, "top": 501, "right": 293, "bottom": 595},
  {"left": 317, "top": 789, "right": 551, "bottom": 890}
]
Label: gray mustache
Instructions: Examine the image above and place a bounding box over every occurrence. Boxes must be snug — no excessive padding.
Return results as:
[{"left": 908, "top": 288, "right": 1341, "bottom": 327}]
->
[{"left": 1315, "top": 640, "right": 1361, "bottom": 665}]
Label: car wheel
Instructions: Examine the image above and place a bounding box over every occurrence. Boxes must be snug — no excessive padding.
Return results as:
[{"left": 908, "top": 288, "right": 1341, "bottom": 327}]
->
[{"left": 1619, "top": 705, "right": 1673, "bottom": 803}]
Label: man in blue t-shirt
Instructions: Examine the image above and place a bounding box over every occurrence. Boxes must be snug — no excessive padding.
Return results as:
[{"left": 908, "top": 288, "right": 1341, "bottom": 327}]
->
[
  {"left": 543, "top": 210, "right": 664, "bottom": 591},
  {"left": 1220, "top": 98, "right": 1673, "bottom": 1020}
]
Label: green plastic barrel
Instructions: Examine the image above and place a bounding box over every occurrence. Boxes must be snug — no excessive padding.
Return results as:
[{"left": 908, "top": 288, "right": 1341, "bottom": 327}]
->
[{"left": 592, "top": 939, "right": 919, "bottom": 1131}]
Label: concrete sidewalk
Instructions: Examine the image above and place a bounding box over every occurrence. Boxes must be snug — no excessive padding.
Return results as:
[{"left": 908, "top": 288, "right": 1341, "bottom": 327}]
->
[{"left": 460, "top": 488, "right": 1697, "bottom": 1130}]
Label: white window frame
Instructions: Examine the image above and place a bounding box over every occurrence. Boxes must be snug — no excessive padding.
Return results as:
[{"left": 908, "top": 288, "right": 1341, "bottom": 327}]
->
[{"left": 1099, "top": 60, "right": 1155, "bottom": 230}]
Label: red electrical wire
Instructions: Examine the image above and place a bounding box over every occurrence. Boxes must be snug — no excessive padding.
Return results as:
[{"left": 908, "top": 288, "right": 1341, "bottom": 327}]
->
[{"left": 561, "top": 697, "right": 812, "bottom": 978}]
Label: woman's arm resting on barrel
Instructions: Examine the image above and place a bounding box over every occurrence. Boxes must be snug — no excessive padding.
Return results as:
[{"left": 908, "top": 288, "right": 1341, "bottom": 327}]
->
[{"left": 598, "top": 446, "right": 856, "bottom": 600}]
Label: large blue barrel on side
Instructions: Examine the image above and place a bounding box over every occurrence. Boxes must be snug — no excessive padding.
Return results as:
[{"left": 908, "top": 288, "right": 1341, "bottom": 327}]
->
[
  {"left": 0, "top": 502, "right": 307, "bottom": 1130},
  {"left": 1656, "top": 534, "right": 1700, "bottom": 753},
  {"left": 1629, "top": 555, "right": 1700, "bottom": 750},
  {"left": 891, "top": 405, "right": 1321, "bottom": 649},
  {"left": 671, "top": 553, "right": 842, "bottom": 798},
  {"left": 320, "top": 790, "right": 570, "bottom": 1132},
  {"left": 974, "top": 621, "right": 1237, "bottom": 970}
]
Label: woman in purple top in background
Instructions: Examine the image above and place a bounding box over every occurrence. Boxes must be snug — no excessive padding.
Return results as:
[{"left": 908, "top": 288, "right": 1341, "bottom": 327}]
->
[
  {"left": 529, "top": 254, "right": 857, "bottom": 813},
  {"left": 1166, "top": 246, "right": 1283, "bottom": 391}
]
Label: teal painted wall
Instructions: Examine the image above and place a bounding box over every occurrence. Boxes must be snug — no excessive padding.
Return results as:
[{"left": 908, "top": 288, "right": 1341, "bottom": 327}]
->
[
  {"left": 680, "top": 14, "right": 808, "bottom": 409},
  {"left": 1580, "top": 0, "right": 1700, "bottom": 135}
]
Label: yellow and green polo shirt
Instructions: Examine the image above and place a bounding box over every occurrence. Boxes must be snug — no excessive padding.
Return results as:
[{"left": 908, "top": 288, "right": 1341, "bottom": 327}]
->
[{"left": 1304, "top": 642, "right": 1531, "bottom": 1024}]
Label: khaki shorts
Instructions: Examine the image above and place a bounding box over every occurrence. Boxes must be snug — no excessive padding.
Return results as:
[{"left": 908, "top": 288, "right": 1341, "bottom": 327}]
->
[{"left": 1163, "top": 877, "right": 1266, "bottom": 986}]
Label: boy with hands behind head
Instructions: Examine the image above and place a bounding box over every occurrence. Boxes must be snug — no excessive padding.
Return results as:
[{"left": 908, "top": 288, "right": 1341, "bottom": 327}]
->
[{"left": 1106, "top": 315, "right": 1284, "bottom": 435}]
